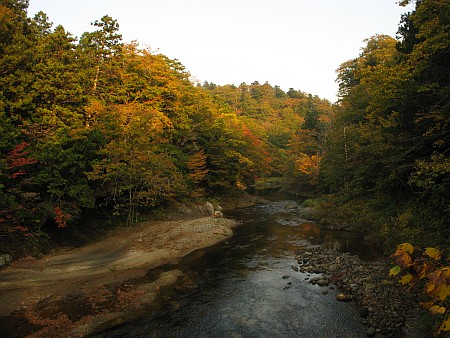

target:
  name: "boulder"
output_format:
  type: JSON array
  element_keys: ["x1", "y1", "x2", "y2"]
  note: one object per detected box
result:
[
  {"x1": 0, "y1": 254, "x2": 12, "y2": 268},
  {"x1": 213, "y1": 210, "x2": 223, "y2": 218},
  {"x1": 204, "y1": 202, "x2": 215, "y2": 215}
]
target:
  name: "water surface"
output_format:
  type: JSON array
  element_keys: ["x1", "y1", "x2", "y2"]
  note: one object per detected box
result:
[{"x1": 98, "y1": 197, "x2": 369, "y2": 337}]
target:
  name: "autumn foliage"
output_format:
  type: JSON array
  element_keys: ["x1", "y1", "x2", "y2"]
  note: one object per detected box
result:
[
  {"x1": 390, "y1": 243, "x2": 450, "y2": 335},
  {"x1": 0, "y1": 1, "x2": 334, "y2": 255},
  {"x1": 7, "y1": 142, "x2": 37, "y2": 178},
  {"x1": 319, "y1": 0, "x2": 449, "y2": 249}
]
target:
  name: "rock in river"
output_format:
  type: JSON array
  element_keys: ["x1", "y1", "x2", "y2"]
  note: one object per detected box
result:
[{"x1": 336, "y1": 293, "x2": 352, "y2": 302}]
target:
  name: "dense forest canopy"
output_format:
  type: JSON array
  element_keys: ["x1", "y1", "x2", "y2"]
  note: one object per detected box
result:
[
  {"x1": 320, "y1": 0, "x2": 450, "y2": 248},
  {"x1": 0, "y1": 0, "x2": 448, "y2": 255},
  {"x1": 0, "y1": 0, "x2": 333, "y2": 254}
]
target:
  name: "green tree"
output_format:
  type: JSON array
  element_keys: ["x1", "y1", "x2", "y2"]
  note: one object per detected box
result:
[
  {"x1": 78, "y1": 15, "x2": 123, "y2": 105},
  {"x1": 320, "y1": 0, "x2": 450, "y2": 247}
]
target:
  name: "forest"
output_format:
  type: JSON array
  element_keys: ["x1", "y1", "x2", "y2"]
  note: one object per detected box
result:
[{"x1": 0, "y1": 0, "x2": 448, "y2": 258}]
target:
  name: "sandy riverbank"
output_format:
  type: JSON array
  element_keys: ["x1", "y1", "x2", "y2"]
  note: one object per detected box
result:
[{"x1": 0, "y1": 216, "x2": 237, "y2": 337}]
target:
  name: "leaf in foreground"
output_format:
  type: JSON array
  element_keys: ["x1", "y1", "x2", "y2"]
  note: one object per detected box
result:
[{"x1": 389, "y1": 265, "x2": 401, "y2": 277}]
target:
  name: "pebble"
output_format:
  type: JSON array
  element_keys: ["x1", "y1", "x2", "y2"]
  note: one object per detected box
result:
[
  {"x1": 336, "y1": 293, "x2": 351, "y2": 302},
  {"x1": 316, "y1": 279, "x2": 329, "y2": 286},
  {"x1": 293, "y1": 243, "x2": 420, "y2": 336},
  {"x1": 360, "y1": 307, "x2": 369, "y2": 318},
  {"x1": 367, "y1": 327, "x2": 376, "y2": 336}
]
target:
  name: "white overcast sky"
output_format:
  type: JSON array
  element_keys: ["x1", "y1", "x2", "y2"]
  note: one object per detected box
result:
[{"x1": 28, "y1": 0, "x2": 412, "y2": 102}]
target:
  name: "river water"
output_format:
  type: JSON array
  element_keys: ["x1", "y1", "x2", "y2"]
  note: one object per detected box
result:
[{"x1": 97, "y1": 196, "x2": 374, "y2": 337}]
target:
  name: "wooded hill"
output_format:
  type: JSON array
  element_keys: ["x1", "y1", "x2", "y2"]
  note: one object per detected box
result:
[
  {"x1": 0, "y1": 0, "x2": 448, "y2": 255},
  {"x1": 0, "y1": 0, "x2": 332, "y2": 255}
]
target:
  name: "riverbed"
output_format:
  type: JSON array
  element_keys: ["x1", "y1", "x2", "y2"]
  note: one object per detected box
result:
[{"x1": 95, "y1": 196, "x2": 372, "y2": 337}]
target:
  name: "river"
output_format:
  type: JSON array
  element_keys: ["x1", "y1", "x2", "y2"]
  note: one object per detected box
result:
[{"x1": 95, "y1": 195, "x2": 374, "y2": 337}]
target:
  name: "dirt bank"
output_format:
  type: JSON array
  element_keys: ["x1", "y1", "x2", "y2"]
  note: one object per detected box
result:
[{"x1": 0, "y1": 216, "x2": 237, "y2": 337}]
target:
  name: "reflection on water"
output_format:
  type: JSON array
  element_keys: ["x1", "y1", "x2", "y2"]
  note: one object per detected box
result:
[{"x1": 97, "y1": 197, "x2": 372, "y2": 337}]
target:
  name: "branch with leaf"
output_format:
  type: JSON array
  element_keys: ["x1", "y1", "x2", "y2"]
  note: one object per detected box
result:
[{"x1": 389, "y1": 243, "x2": 450, "y2": 335}]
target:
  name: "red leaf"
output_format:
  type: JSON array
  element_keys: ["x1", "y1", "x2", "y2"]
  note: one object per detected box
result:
[{"x1": 391, "y1": 249, "x2": 413, "y2": 268}]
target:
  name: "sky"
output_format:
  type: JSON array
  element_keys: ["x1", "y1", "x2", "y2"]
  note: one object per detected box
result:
[{"x1": 27, "y1": 0, "x2": 412, "y2": 102}]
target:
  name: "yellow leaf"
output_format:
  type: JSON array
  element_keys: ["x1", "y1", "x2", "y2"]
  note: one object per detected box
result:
[
  {"x1": 438, "y1": 316, "x2": 450, "y2": 334},
  {"x1": 429, "y1": 305, "x2": 446, "y2": 315},
  {"x1": 433, "y1": 283, "x2": 450, "y2": 301},
  {"x1": 389, "y1": 265, "x2": 401, "y2": 277},
  {"x1": 424, "y1": 247, "x2": 441, "y2": 260},
  {"x1": 400, "y1": 274, "x2": 413, "y2": 285},
  {"x1": 397, "y1": 242, "x2": 414, "y2": 254}
]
